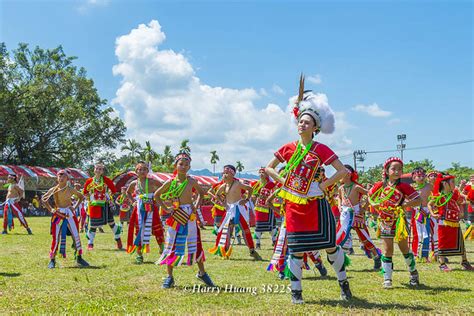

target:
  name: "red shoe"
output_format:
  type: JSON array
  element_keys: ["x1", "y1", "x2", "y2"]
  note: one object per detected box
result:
[
  {"x1": 116, "y1": 238, "x2": 123, "y2": 250},
  {"x1": 87, "y1": 244, "x2": 94, "y2": 250},
  {"x1": 461, "y1": 261, "x2": 474, "y2": 271}
]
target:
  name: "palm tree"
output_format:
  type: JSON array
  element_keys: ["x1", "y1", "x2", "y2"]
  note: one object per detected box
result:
[
  {"x1": 180, "y1": 139, "x2": 191, "y2": 154},
  {"x1": 236, "y1": 161, "x2": 244, "y2": 177},
  {"x1": 161, "y1": 145, "x2": 174, "y2": 168},
  {"x1": 121, "y1": 139, "x2": 142, "y2": 164},
  {"x1": 210, "y1": 150, "x2": 219, "y2": 175},
  {"x1": 141, "y1": 141, "x2": 159, "y2": 171}
]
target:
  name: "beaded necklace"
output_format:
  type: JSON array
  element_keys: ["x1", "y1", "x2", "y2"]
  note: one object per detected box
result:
[
  {"x1": 160, "y1": 176, "x2": 188, "y2": 200},
  {"x1": 368, "y1": 184, "x2": 396, "y2": 206},
  {"x1": 430, "y1": 192, "x2": 453, "y2": 208},
  {"x1": 281, "y1": 141, "x2": 313, "y2": 178}
]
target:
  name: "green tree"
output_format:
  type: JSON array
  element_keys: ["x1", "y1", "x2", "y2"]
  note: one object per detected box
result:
[
  {"x1": 236, "y1": 161, "x2": 244, "y2": 177},
  {"x1": 121, "y1": 139, "x2": 142, "y2": 164},
  {"x1": 210, "y1": 150, "x2": 219, "y2": 175},
  {"x1": 404, "y1": 159, "x2": 436, "y2": 173},
  {"x1": 0, "y1": 43, "x2": 126, "y2": 167},
  {"x1": 358, "y1": 164, "x2": 383, "y2": 185},
  {"x1": 445, "y1": 162, "x2": 474, "y2": 184},
  {"x1": 180, "y1": 139, "x2": 191, "y2": 154},
  {"x1": 140, "y1": 141, "x2": 160, "y2": 165},
  {"x1": 160, "y1": 145, "x2": 174, "y2": 172}
]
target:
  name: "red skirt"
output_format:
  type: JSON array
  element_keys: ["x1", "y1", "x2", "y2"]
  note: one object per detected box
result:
[
  {"x1": 285, "y1": 198, "x2": 320, "y2": 233},
  {"x1": 438, "y1": 223, "x2": 465, "y2": 256}
]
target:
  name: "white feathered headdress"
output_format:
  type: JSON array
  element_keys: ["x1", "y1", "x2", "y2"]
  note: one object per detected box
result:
[{"x1": 291, "y1": 74, "x2": 335, "y2": 134}]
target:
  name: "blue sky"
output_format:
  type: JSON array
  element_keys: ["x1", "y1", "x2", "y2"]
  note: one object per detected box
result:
[{"x1": 1, "y1": 0, "x2": 472, "y2": 173}]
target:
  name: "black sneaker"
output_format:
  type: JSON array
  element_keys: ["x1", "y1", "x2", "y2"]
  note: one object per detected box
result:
[
  {"x1": 249, "y1": 249, "x2": 262, "y2": 261},
  {"x1": 409, "y1": 270, "x2": 420, "y2": 286},
  {"x1": 278, "y1": 271, "x2": 286, "y2": 280},
  {"x1": 256, "y1": 243, "x2": 261, "y2": 250},
  {"x1": 196, "y1": 272, "x2": 216, "y2": 287},
  {"x1": 162, "y1": 276, "x2": 175, "y2": 289},
  {"x1": 76, "y1": 256, "x2": 90, "y2": 268},
  {"x1": 26, "y1": 228, "x2": 33, "y2": 235},
  {"x1": 48, "y1": 259, "x2": 56, "y2": 269},
  {"x1": 339, "y1": 279, "x2": 352, "y2": 301},
  {"x1": 135, "y1": 255, "x2": 144, "y2": 264},
  {"x1": 315, "y1": 262, "x2": 328, "y2": 277},
  {"x1": 291, "y1": 290, "x2": 304, "y2": 304},
  {"x1": 373, "y1": 256, "x2": 382, "y2": 271},
  {"x1": 236, "y1": 236, "x2": 242, "y2": 245},
  {"x1": 1, "y1": 230, "x2": 7, "y2": 235}
]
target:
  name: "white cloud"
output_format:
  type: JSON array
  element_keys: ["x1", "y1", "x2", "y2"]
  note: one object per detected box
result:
[
  {"x1": 112, "y1": 20, "x2": 353, "y2": 172},
  {"x1": 307, "y1": 74, "x2": 322, "y2": 85},
  {"x1": 272, "y1": 84, "x2": 285, "y2": 95},
  {"x1": 352, "y1": 103, "x2": 392, "y2": 118},
  {"x1": 259, "y1": 88, "x2": 269, "y2": 97}
]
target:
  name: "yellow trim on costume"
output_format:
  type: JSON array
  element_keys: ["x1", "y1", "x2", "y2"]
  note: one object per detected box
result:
[
  {"x1": 277, "y1": 189, "x2": 324, "y2": 205},
  {"x1": 213, "y1": 204, "x2": 225, "y2": 210},
  {"x1": 394, "y1": 207, "x2": 408, "y2": 242},
  {"x1": 278, "y1": 190, "x2": 308, "y2": 205},
  {"x1": 255, "y1": 206, "x2": 270, "y2": 213},
  {"x1": 441, "y1": 220, "x2": 460, "y2": 228}
]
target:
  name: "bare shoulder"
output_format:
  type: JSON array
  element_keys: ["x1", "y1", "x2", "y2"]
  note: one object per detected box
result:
[
  {"x1": 187, "y1": 176, "x2": 197, "y2": 184},
  {"x1": 150, "y1": 178, "x2": 163, "y2": 189},
  {"x1": 355, "y1": 184, "x2": 367, "y2": 194}
]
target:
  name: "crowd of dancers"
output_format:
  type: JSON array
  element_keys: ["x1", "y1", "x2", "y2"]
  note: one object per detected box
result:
[{"x1": 2, "y1": 76, "x2": 473, "y2": 305}]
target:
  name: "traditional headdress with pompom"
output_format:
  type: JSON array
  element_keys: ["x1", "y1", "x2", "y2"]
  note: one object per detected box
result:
[{"x1": 291, "y1": 74, "x2": 336, "y2": 135}]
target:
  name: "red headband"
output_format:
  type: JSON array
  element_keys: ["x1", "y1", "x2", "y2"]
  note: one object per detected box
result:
[
  {"x1": 175, "y1": 153, "x2": 191, "y2": 164},
  {"x1": 427, "y1": 171, "x2": 438, "y2": 178},
  {"x1": 383, "y1": 157, "x2": 403, "y2": 179},
  {"x1": 224, "y1": 167, "x2": 236, "y2": 176},
  {"x1": 411, "y1": 170, "x2": 426, "y2": 179}
]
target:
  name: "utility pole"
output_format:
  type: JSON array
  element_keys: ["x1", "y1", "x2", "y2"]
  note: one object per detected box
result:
[
  {"x1": 353, "y1": 150, "x2": 366, "y2": 172},
  {"x1": 397, "y1": 134, "x2": 407, "y2": 161}
]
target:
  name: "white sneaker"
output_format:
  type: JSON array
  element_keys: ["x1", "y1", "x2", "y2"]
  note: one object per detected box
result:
[{"x1": 383, "y1": 279, "x2": 392, "y2": 289}]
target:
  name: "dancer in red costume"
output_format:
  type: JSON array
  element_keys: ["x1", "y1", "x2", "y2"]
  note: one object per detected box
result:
[
  {"x1": 83, "y1": 163, "x2": 122, "y2": 250},
  {"x1": 428, "y1": 173, "x2": 473, "y2": 271},
  {"x1": 368, "y1": 157, "x2": 421, "y2": 289},
  {"x1": 251, "y1": 167, "x2": 278, "y2": 249},
  {"x1": 266, "y1": 75, "x2": 352, "y2": 304},
  {"x1": 460, "y1": 175, "x2": 474, "y2": 240}
]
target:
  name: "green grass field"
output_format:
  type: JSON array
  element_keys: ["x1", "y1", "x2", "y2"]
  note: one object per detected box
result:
[{"x1": 0, "y1": 217, "x2": 473, "y2": 314}]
